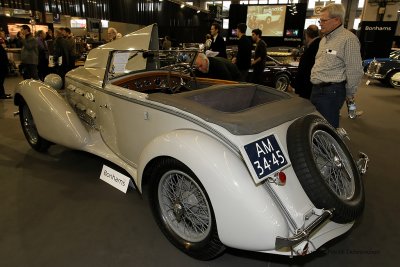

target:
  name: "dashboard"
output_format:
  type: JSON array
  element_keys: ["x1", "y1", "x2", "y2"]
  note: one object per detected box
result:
[{"x1": 112, "y1": 71, "x2": 190, "y2": 93}]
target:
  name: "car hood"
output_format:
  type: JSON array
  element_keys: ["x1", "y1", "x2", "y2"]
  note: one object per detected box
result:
[{"x1": 84, "y1": 24, "x2": 159, "y2": 70}]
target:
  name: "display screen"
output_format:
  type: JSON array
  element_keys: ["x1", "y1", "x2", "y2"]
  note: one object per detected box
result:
[
  {"x1": 231, "y1": 29, "x2": 238, "y2": 37},
  {"x1": 70, "y1": 19, "x2": 87, "y2": 29},
  {"x1": 223, "y1": 19, "x2": 229, "y2": 30},
  {"x1": 246, "y1": 5, "x2": 287, "y2": 37},
  {"x1": 285, "y1": 29, "x2": 299, "y2": 37},
  {"x1": 101, "y1": 20, "x2": 109, "y2": 28}
]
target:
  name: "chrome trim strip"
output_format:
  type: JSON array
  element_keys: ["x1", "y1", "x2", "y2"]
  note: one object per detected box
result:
[
  {"x1": 263, "y1": 182, "x2": 298, "y2": 231},
  {"x1": 275, "y1": 209, "x2": 334, "y2": 250}
]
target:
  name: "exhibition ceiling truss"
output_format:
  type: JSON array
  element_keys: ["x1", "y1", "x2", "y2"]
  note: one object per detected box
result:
[{"x1": 0, "y1": 0, "x2": 111, "y2": 20}]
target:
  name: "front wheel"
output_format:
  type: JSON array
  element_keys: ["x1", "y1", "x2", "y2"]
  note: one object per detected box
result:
[
  {"x1": 149, "y1": 158, "x2": 225, "y2": 260},
  {"x1": 19, "y1": 101, "x2": 51, "y2": 152}
]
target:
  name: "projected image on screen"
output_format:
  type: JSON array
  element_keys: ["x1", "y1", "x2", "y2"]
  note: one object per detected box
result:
[{"x1": 246, "y1": 5, "x2": 287, "y2": 37}]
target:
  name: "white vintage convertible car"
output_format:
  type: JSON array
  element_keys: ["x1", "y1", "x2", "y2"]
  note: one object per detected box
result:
[{"x1": 14, "y1": 24, "x2": 368, "y2": 260}]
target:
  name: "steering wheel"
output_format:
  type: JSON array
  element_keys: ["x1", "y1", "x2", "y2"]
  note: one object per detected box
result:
[{"x1": 161, "y1": 63, "x2": 198, "y2": 93}]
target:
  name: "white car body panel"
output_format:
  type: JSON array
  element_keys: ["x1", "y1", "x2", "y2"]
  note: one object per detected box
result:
[{"x1": 15, "y1": 80, "x2": 90, "y2": 149}]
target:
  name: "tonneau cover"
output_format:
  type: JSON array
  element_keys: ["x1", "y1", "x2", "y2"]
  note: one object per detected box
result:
[{"x1": 148, "y1": 84, "x2": 316, "y2": 135}]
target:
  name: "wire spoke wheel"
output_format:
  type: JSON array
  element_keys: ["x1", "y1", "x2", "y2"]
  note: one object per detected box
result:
[
  {"x1": 312, "y1": 130, "x2": 355, "y2": 200},
  {"x1": 19, "y1": 102, "x2": 51, "y2": 152},
  {"x1": 274, "y1": 74, "x2": 289, "y2": 91},
  {"x1": 149, "y1": 158, "x2": 224, "y2": 260},
  {"x1": 21, "y1": 104, "x2": 39, "y2": 145},
  {"x1": 158, "y1": 170, "x2": 212, "y2": 242}
]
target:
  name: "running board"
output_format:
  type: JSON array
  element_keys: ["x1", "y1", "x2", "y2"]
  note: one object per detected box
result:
[{"x1": 275, "y1": 209, "x2": 334, "y2": 250}]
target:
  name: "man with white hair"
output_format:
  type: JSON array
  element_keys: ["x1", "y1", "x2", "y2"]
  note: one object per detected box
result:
[
  {"x1": 195, "y1": 53, "x2": 240, "y2": 81},
  {"x1": 310, "y1": 3, "x2": 363, "y2": 128},
  {"x1": 107, "y1": 27, "x2": 118, "y2": 42}
]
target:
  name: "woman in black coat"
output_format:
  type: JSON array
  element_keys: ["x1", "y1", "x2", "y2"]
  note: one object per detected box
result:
[
  {"x1": 0, "y1": 44, "x2": 12, "y2": 99},
  {"x1": 293, "y1": 25, "x2": 321, "y2": 99}
]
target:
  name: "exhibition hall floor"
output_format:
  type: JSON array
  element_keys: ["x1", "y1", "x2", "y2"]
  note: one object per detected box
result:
[{"x1": 0, "y1": 76, "x2": 398, "y2": 267}]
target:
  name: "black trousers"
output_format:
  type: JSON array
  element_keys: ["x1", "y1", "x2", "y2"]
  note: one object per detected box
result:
[
  {"x1": 251, "y1": 66, "x2": 264, "y2": 85},
  {"x1": 0, "y1": 69, "x2": 6, "y2": 96},
  {"x1": 22, "y1": 64, "x2": 39, "y2": 80}
]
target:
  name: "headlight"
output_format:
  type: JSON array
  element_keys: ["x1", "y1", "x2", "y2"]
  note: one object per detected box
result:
[{"x1": 376, "y1": 62, "x2": 381, "y2": 72}]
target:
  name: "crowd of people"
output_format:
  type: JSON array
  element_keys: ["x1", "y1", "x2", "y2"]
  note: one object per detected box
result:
[
  {"x1": 197, "y1": 21, "x2": 266, "y2": 85},
  {"x1": 197, "y1": 3, "x2": 363, "y2": 128},
  {"x1": 0, "y1": 25, "x2": 80, "y2": 93},
  {"x1": 0, "y1": 25, "x2": 123, "y2": 98}
]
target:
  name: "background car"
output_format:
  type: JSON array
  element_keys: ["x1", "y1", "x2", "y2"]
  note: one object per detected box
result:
[
  {"x1": 227, "y1": 47, "x2": 298, "y2": 92},
  {"x1": 365, "y1": 50, "x2": 400, "y2": 87},
  {"x1": 363, "y1": 50, "x2": 400, "y2": 72},
  {"x1": 254, "y1": 9, "x2": 281, "y2": 26},
  {"x1": 13, "y1": 24, "x2": 367, "y2": 260},
  {"x1": 257, "y1": 54, "x2": 298, "y2": 92}
]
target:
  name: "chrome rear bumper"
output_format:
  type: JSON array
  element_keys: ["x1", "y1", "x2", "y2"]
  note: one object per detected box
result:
[
  {"x1": 275, "y1": 209, "x2": 334, "y2": 250},
  {"x1": 357, "y1": 152, "x2": 369, "y2": 175}
]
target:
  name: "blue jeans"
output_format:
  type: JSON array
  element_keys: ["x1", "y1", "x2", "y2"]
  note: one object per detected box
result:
[{"x1": 310, "y1": 82, "x2": 346, "y2": 128}]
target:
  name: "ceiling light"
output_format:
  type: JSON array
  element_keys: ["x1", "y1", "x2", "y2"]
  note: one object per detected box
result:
[{"x1": 180, "y1": 4, "x2": 185, "y2": 8}]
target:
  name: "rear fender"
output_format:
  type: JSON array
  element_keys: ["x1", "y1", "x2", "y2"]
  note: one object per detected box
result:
[
  {"x1": 14, "y1": 80, "x2": 90, "y2": 150},
  {"x1": 138, "y1": 129, "x2": 289, "y2": 251}
]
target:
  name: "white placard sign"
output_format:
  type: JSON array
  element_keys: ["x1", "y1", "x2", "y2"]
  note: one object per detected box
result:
[
  {"x1": 100, "y1": 165, "x2": 135, "y2": 193},
  {"x1": 112, "y1": 52, "x2": 130, "y2": 73}
]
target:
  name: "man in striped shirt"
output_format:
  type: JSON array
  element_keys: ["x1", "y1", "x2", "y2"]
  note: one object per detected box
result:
[{"x1": 310, "y1": 3, "x2": 363, "y2": 128}]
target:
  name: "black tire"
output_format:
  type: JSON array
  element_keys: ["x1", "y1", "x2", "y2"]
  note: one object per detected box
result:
[
  {"x1": 149, "y1": 158, "x2": 225, "y2": 260},
  {"x1": 19, "y1": 101, "x2": 51, "y2": 152},
  {"x1": 274, "y1": 73, "x2": 290, "y2": 91},
  {"x1": 383, "y1": 72, "x2": 394, "y2": 86},
  {"x1": 287, "y1": 115, "x2": 365, "y2": 223}
]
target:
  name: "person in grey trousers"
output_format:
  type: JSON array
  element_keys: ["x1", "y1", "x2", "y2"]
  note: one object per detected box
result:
[{"x1": 20, "y1": 24, "x2": 39, "y2": 80}]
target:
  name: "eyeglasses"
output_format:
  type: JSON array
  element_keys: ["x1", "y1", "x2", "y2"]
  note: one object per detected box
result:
[{"x1": 318, "y1": 18, "x2": 335, "y2": 24}]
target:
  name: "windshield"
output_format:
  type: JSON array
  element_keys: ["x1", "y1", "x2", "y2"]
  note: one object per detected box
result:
[{"x1": 105, "y1": 49, "x2": 199, "y2": 83}]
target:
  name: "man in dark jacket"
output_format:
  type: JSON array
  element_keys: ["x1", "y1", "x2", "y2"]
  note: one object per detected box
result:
[
  {"x1": 64, "y1": 27, "x2": 77, "y2": 72},
  {"x1": 195, "y1": 53, "x2": 240, "y2": 81},
  {"x1": 292, "y1": 25, "x2": 321, "y2": 99},
  {"x1": 209, "y1": 23, "x2": 227, "y2": 58},
  {"x1": 37, "y1": 30, "x2": 49, "y2": 81},
  {"x1": 251, "y1": 29, "x2": 267, "y2": 84},
  {"x1": 232, "y1": 23, "x2": 252, "y2": 82},
  {"x1": 20, "y1": 24, "x2": 39, "y2": 80},
  {"x1": 0, "y1": 44, "x2": 12, "y2": 99}
]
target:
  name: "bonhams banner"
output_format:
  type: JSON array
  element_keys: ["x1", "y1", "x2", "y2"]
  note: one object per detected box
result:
[{"x1": 359, "y1": 21, "x2": 397, "y2": 59}]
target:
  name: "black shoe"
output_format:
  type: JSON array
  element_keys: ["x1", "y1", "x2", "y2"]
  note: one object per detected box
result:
[{"x1": 0, "y1": 94, "x2": 13, "y2": 99}]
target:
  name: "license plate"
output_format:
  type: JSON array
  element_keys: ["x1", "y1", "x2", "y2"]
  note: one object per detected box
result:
[{"x1": 244, "y1": 134, "x2": 289, "y2": 182}]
